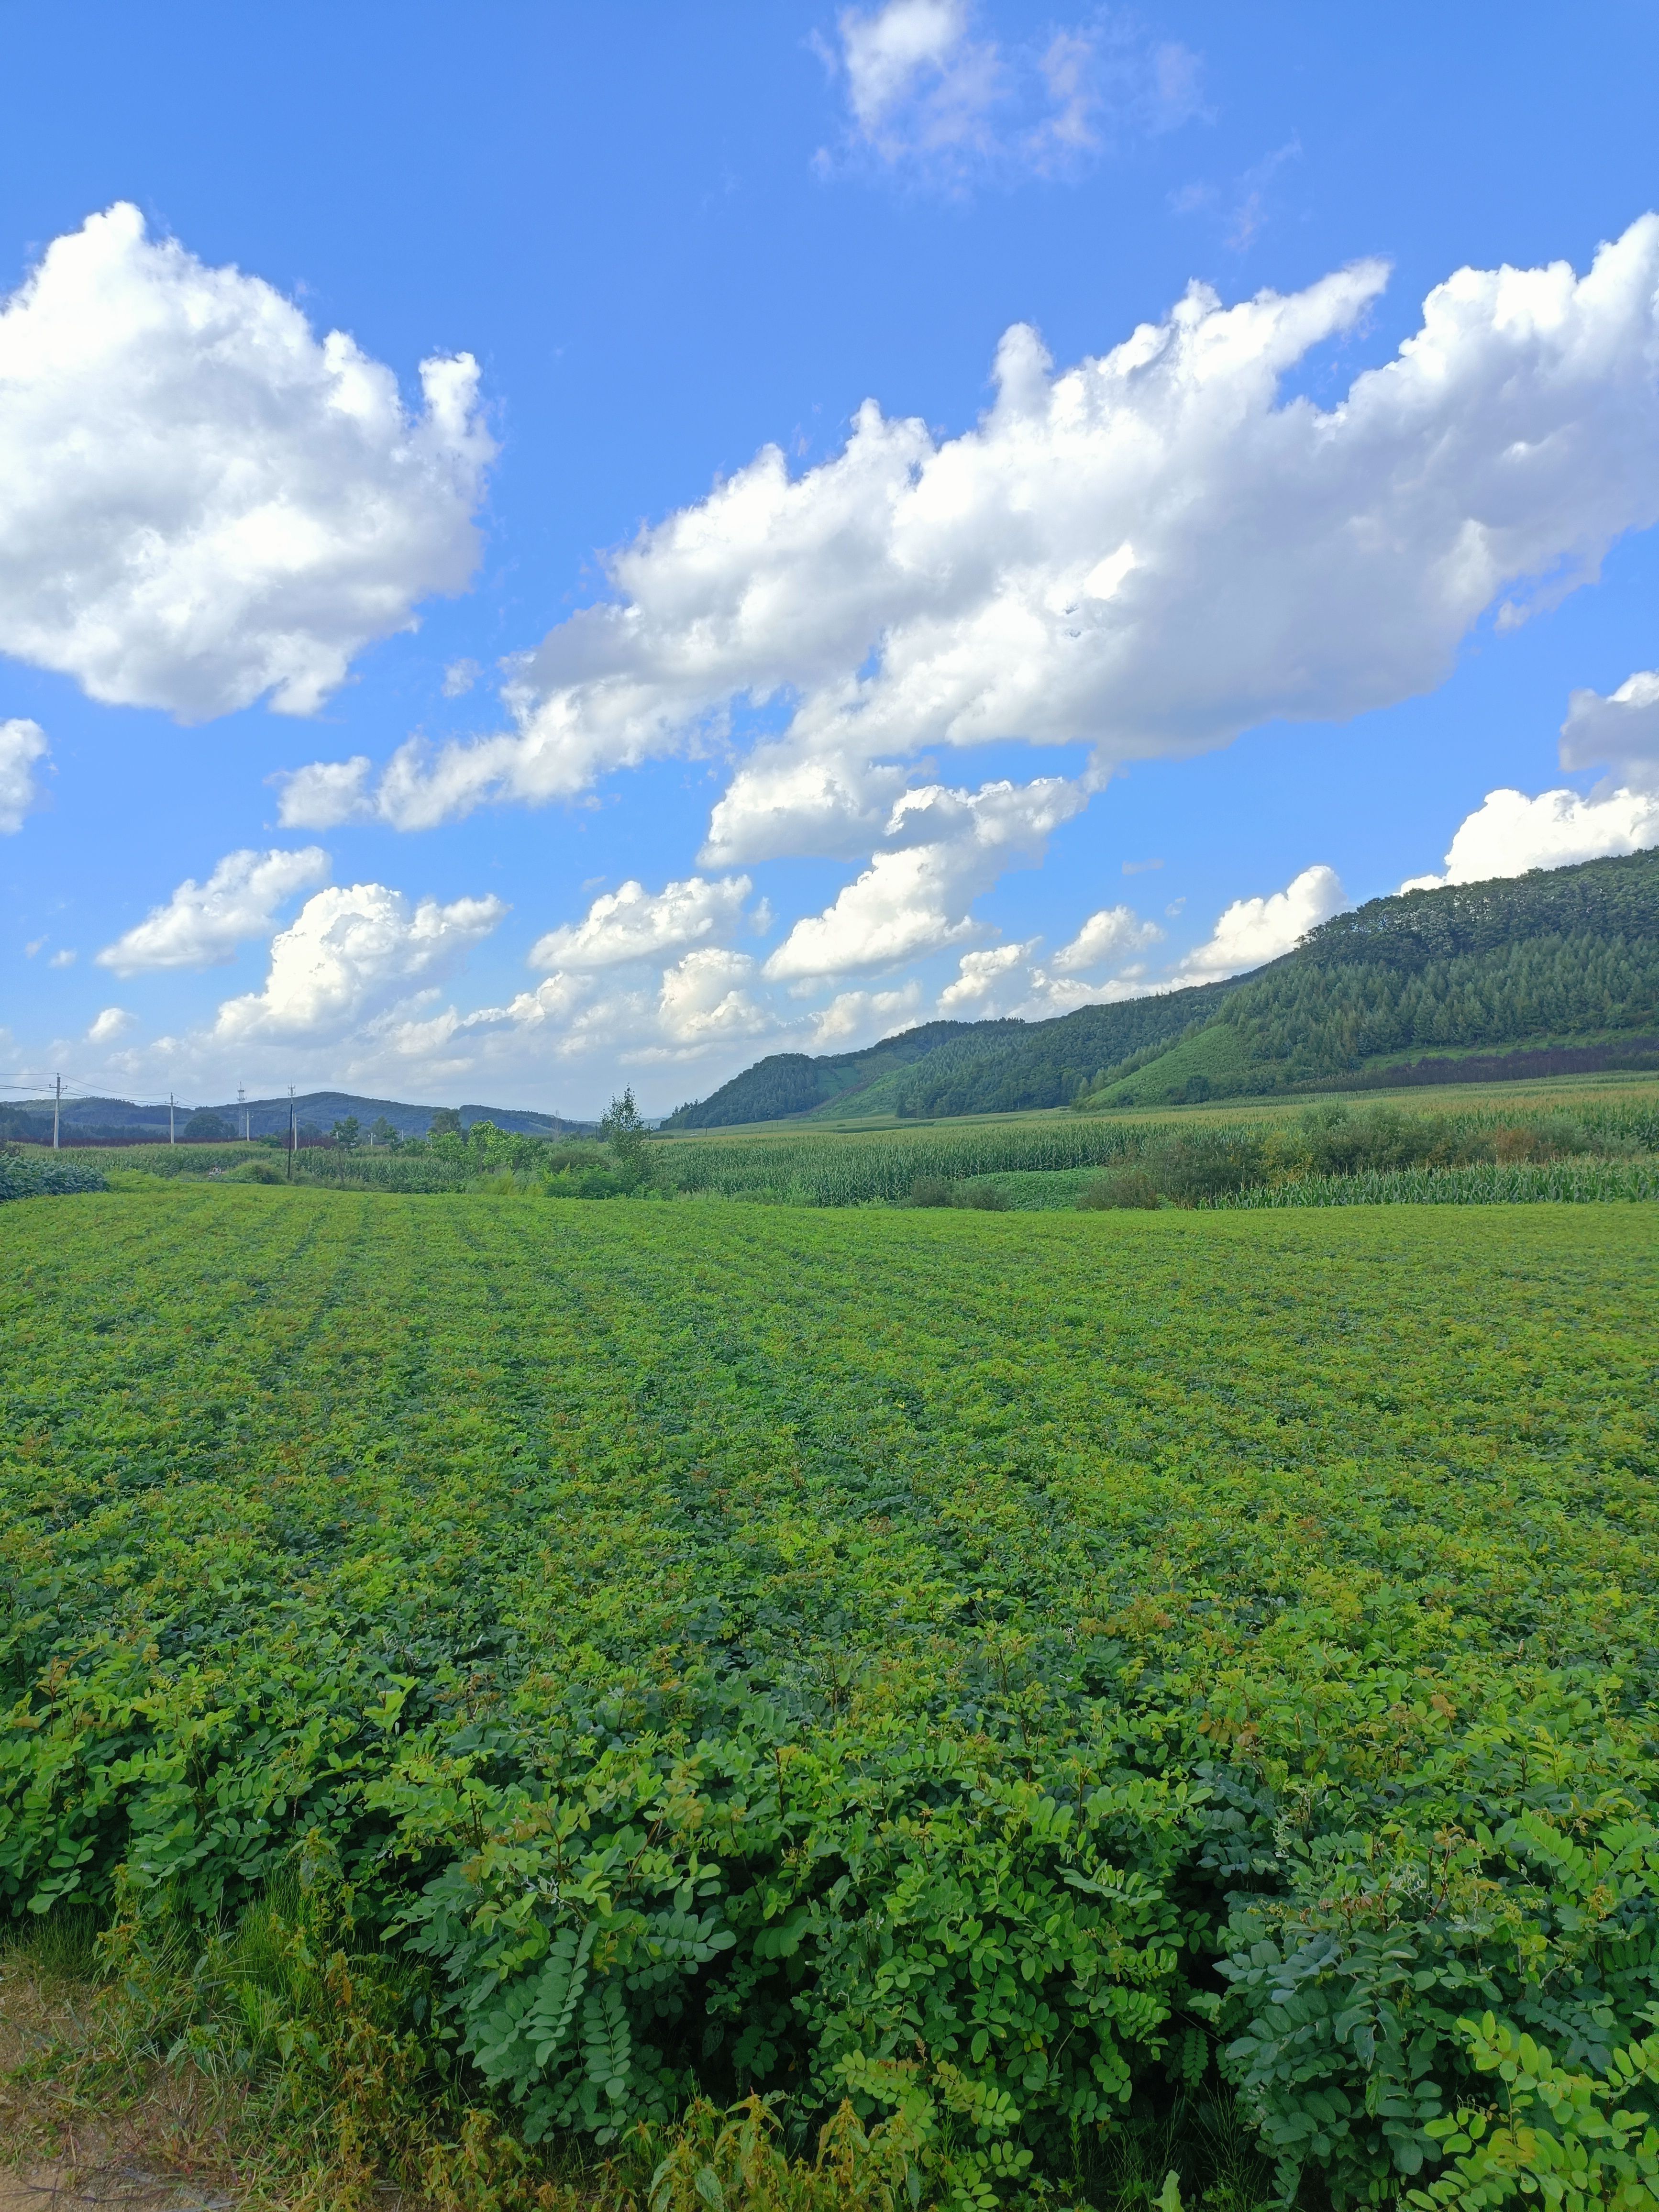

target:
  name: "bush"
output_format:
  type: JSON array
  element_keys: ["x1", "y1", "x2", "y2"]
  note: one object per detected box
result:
[
  {"x1": 1149, "y1": 1131, "x2": 1267, "y2": 1202},
  {"x1": 907, "y1": 1175, "x2": 955, "y2": 1207},
  {"x1": 1077, "y1": 1168, "x2": 1161, "y2": 1210},
  {"x1": 0, "y1": 1151, "x2": 109, "y2": 1201},
  {"x1": 954, "y1": 1181, "x2": 1010, "y2": 1209}
]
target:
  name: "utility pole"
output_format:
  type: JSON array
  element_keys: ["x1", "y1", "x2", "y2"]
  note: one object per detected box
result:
[
  {"x1": 238, "y1": 1084, "x2": 248, "y2": 1141},
  {"x1": 287, "y1": 1086, "x2": 296, "y2": 1181},
  {"x1": 169, "y1": 1093, "x2": 176, "y2": 1146},
  {"x1": 52, "y1": 1074, "x2": 61, "y2": 1150}
]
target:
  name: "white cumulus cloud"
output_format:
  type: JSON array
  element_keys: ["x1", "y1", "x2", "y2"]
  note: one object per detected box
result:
[
  {"x1": 1171, "y1": 864, "x2": 1346, "y2": 981},
  {"x1": 0, "y1": 203, "x2": 492, "y2": 720},
  {"x1": 299, "y1": 217, "x2": 1659, "y2": 890},
  {"x1": 214, "y1": 883, "x2": 505, "y2": 1043},
  {"x1": 937, "y1": 940, "x2": 1036, "y2": 1014},
  {"x1": 0, "y1": 718, "x2": 48, "y2": 832},
  {"x1": 655, "y1": 948, "x2": 773, "y2": 1049},
  {"x1": 1561, "y1": 669, "x2": 1659, "y2": 791},
  {"x1": 86, "y1": 1006, "x2": 135, "y2": 1045},
  {"x1": 934, "y1": 905, "x2": 1164, "y2": 1020},
  {"x1": 807, "y1": 981, "x2": 924, "y2": 1046},
  {"x1": 528, "y1": 874, "x2": 752, "y2": 973},
  {"x1": 461, "y1": 945, "x2": 777, "y2": 1072},
  {"x1": 1050, "y1": 902, "x2": 1164, "y2": 973},
  {"x1": 97, "y1": 846, "x2": 331, "y2": 974},
  {"x1": 763, "y1": 774, "x2": 1084, "y2": 983},
  {"x1": 1404, "y1": 786, "x2": 1659, "y2": 890}
]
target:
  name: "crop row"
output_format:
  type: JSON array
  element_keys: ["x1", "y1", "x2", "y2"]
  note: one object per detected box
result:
[
  {"x1": 1216, "y1": 1156, "x2": 1659, "y2": 1206},
  {"x1": 3, "y1": 1191, "x2": 1659, "y2": 2204}
]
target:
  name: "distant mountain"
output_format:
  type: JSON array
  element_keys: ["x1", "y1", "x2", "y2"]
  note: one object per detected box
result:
[
  {"x1": 0, "y1": 1089, "x2": 593, "y2": 1147},
  {"x1": 662, "y1": 847, "x2": 1659, "y2": 1129}
]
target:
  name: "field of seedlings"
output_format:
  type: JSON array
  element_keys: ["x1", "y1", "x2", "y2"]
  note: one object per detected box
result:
[{"x1": 4, "y1": 1183, "x2": 1659, "y2": 2206}]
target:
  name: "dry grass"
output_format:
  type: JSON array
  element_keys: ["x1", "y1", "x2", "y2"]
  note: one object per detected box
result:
[{"x1": 0, "y1": 1929, "x2": 258, "y2": 2210}]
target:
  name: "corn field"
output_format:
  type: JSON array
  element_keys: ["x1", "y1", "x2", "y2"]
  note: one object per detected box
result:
[{"x1": 1218, "y1": 1157, "x2": 1659, "y2": 1206}]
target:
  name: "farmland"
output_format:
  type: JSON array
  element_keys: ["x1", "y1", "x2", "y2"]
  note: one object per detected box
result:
[{"x1": 4, "y1": 1184, "x2": 1659, "y2": 2204}]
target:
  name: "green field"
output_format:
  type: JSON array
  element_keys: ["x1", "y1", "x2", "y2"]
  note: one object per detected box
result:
[
  {"x1": 25, "y1": 1070, "x2": 1659, "y2": 1214},
  {"x1": 4, "y1": 1185, "x2": 1659, "y2": 2204}
]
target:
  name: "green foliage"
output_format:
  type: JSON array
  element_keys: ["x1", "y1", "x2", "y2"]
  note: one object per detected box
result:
[
  {"x1": 1100, "y1": 849, "x2": 1659, "y2": 1108},
  {"x1": 1403, "y1": 2010, "x2": 1659, "y2": 2210},
  {"x1": 603, "y1": 1089, "x2": 656, "y2": 1189},
  {"x1": 641, "y1": 2093, "x2": 926, "y2": 2212},
  {"x1": 183, "y1": 1108, "x2": 234, "y2": 1141},
  {"x1": 230, "y1": 1155, "x2": 288, "y2": 1184},
  {"x1": 651, "y1": 1096, "x2": 1659, "y2": 1210},
  {"x1": 333, "y1": 1115, "x2": 364, "y2": 1150},
  {"x1": 18, "y1": 1089, "x2": 1659, "y2": 1216},
  {"x1": 1076, "y1": 1169, "x2": 1161, "y2": 1210},
  {"x1": 907, "y1": 1176, "x2": 1009, "y2": 1209},
  {"x1": 0, "y1": 1149, "x2": 108, "y2": 1200},
  {"x1": 3, "y1": 1192, "x2": 1658, "y2": 2203},
  {"x1": 662, "y1": 995, "x2": 1229, "y2": 1131}
]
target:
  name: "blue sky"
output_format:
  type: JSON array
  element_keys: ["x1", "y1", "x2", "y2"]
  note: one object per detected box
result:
[{"x1": 3, "y1": 0, "x2": 1659, "y2": 1117}]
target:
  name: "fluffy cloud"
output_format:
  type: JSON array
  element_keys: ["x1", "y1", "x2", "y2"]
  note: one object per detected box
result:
[
  {"x1": 528, "y1": 874, "x2": 751, "y2": 972},
  {"x1": 295, "y1": 218, "x2": 1659, "y2": 878},
  {"x1": 0, "y1": 718, "x2": 48, "y2": 833},
  {"x1": 86, "y1": 1006, "x2": 135, "y2": 1045},
  {"x1": 97, "y1": 846, "x2": 330, "y2": 974},
  {"x1": 1404, "y1": 786, "x2": 1659, "y2": 890},
  {"x1": 807, "y1": 981, "x2": 924, "y2": 1046},
  {"x1": 1170, "y1": 864, "x2": 1346, "y2": 981},
  {"x1": 763, "y1": 775, "x2": 1084, "y2": 982},
  {"x1": 274, "y1": 756, "x2": 375, "y2": 829},
  {"x1": 937, "y1": 941, "x2": 1036, "y2": 1014},
  {"x1": 0, "y1": 203, "x2": 492, "y2": 720},
  {"x1": 655, "y1": 949, "x2": 773, "y2": 1050},
  {"x1": 1050, "y1": 902, "x2": 1164, "y2": 972},
  {"x1": 934, "y1": 902, "x2": 1165, "y2": 1021},
  {"x1": 1561, "y1": 670, "x2": 1659, "y2": 790},
  {"x1": 458, "y1": 946, "x2": 776, "y2": 1073},
  {"x1": 824, "y1": 1, "x2": 1203, "y2": 185},
  {"x1": 215, "y1": 883, "x2": 505, "y2": 1043}
]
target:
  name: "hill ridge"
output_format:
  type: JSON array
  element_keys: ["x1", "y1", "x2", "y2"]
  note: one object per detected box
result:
[
  {"x1": 0, "y1": 1088, "x2": 594, "y2": 1146},
  {"x1": 664, "y1": 846, "x2": 1659, "y2": 1128}
]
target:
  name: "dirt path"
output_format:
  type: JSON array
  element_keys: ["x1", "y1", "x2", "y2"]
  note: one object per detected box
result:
[{"x1": 0, "y1": 2162, "x2": 234, "y2": 2212}]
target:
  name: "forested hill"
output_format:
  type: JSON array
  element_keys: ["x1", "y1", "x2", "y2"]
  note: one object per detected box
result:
[
  {"x1": 661, "y1": 982, "x2": 1235, "y2": 1128},
  {"x1": 1100, "y1": 843, "x2": 1659, "y2": 1106},
  {"x1": 664, "y1": 845, "x2": 1659, "y2": 1128}
]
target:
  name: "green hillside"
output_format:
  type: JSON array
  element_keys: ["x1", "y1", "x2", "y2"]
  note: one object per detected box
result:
[
  {"x1": 1097, "y1": 843, "x2": 1659, "y2": 1106},
  {"x1": 666, "y1": 847, "x2": 1659, "y2": 1128},
  {"x1": 661, "y1": 983, "x2": 1231, "y2": 1128}
]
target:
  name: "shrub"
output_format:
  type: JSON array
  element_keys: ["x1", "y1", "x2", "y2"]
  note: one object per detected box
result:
[
  {"x1": 0, "y1": 1150, "x2": 109, "y2": 1201},
  {"x1": 907, "y1": 1175, "x2": 955, "y2": 1207},
  {"x1": 229, "y1": 1157, "x2": 287, "y2": 1184},
  {"x1": 954, "y1": 1181, "x2": 1010, "y2": 1210},
  {"x1": 1077, "y1": 1168, "x2": 1161, "y2": 1209}
]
